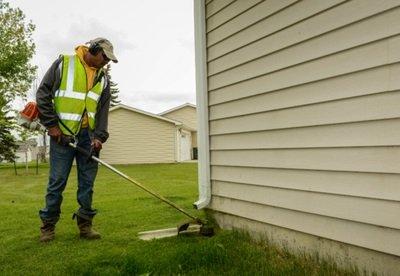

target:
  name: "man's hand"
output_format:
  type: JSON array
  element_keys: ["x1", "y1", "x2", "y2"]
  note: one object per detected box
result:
[
  {"x1": 48, "y1": 125, "x2": 62, "y2": 143},
  {"x1": 92, "y1": 139, "x2": 102, "y2": 152}
]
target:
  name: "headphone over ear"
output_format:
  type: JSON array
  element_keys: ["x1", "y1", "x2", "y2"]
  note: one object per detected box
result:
[{"x1": 88, "y1": 39, "x2": 105, "y2": 55}]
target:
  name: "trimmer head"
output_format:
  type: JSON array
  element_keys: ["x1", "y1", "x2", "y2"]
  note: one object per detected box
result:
[
  {"x1": 138, "y1": 219, "x2": 214, "y2": 240},
  {"x1": 177, "y1": 219, "x2": 214, "y2": 237}
]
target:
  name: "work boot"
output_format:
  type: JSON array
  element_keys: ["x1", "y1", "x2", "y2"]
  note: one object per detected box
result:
[
  {"x1": 73, "y1": 213, "x2": 101, "y2": 239},
  {"x1": 39, "y1": 220, "x2": 56, "y2": 242}
]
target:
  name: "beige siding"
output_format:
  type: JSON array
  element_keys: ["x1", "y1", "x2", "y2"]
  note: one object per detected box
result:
[
  {"x1": 206, "y1": 0, "x2": 235, "y2": 18},
  {"x1": 162, "y1": 106, "x2": 197, "y2": 130},
  {"x1": 210, "y1": 196, "x2": 400, "y2": 256},
  {"x1": 206, "y1": 0, "x2": 263, "y2": 33},
  {"x1": 207, "y1": 0, "x2": 399, "y2": 62},
  {"x1": 209, "y1": 63, "x2": 400, "y2": 119},
  {"x1": 209, "y1": 36, "x2": 400, "y2": 104},
  {"x1": 211, "y1": 166, "x2": 400, "y2": 201},
  {"x1": 207, "y1": 0, "x2": 298, "y2": 47},
  {"x1": 192, "y1": 131, "x2": 197, "y2": 148},
  {"x1": 212, "y1": 213, "x2": 400, "y2": 275},
  {"x1": 205, "y1": 0, "x2": 400, "y2": 262},
  {"x1": 101, "y1": 108, "x2": 176, "y2": 164}
]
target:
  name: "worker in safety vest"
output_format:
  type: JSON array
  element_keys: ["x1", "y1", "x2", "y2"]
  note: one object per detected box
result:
[{"x1": 36, "y1": 38, "x2": 118, "y2": 242}]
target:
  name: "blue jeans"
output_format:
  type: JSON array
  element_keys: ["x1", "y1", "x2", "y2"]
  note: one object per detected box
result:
[{"x1": 39, "y1": 128, "x2": 98, "y2": 222}]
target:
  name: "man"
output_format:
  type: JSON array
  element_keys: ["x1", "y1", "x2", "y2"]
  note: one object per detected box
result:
[{"x1": 36, "y1": 38, "x2": 118, "y2": 242}]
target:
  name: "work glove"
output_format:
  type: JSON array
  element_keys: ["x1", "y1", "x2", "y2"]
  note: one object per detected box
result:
[
  {"x1": 59, "y1": 135, "x2": 75, "y2": 146},
  {"x1": 91, "y1": 139, "x2": 102, "y2": 152},
  {"x1": 48, "y1": 126, "x2": 74, "y2": 146},
  {"x1": 85, "y1": 138, "x2": 102, "y2": 160},
  {"x1": 48, "y1": 125, "x2": 62, "y2": 142}
]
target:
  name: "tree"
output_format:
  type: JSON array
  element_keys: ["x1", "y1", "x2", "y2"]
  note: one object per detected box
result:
[
  {"x1": 0, "y1": 1, "x2": 36, "y2": 162},
  {"x1": 104, "y1": 64, "x2": 120, "y2": 107},
  {"x1": 0, "y1": 96, "x2": 17, "y2": 162}
]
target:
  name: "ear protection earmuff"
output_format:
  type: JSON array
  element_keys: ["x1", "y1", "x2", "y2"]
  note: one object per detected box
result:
[{"x1": 88, "y1": 39, "x2": 106, "y2": 55}]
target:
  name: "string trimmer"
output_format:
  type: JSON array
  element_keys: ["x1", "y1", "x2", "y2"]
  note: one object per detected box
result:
[{"x1": 17, "y1": 102, "x2": 214, "y2": 238}]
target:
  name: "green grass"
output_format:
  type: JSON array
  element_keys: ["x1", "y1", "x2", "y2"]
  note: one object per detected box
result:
[{"x1": 0, "y1": 163, "x2": 359, "y2": 275}]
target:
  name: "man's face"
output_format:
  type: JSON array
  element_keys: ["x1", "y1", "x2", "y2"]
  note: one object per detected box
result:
[{"x1": 92, "y1": 50, "x2": 110, "y2": 69}]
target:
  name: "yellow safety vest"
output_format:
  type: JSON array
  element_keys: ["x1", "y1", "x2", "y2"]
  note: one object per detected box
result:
[{"x1": 54, "y1": 55, "x2": 106, "y2": 135}]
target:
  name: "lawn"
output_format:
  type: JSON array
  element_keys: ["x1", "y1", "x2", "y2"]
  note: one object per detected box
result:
[{"x1": 0, "y1": 162, "x2": 359, "y2": 275}]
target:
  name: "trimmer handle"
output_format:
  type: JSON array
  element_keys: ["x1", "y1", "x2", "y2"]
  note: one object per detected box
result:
[
  {"x1": 68, "y1": 143, "x2": 99, "y2": 159},
  {"x1": 56, "y1": 135, "x2": 75, "y2": 146}
]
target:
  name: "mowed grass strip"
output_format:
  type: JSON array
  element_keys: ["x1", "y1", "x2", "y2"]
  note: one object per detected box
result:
[{"x1": 0, "y1": 163, "x2": 359, "y2": 275}]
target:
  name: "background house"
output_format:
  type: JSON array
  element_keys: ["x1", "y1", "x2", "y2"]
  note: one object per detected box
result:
[
  {"x1": 194, "y1": 0, "x2": 400, "y2": 274},
  {"x1": 159, "y1": 103, "x2": 197, "y2": 160},
  {"x1": 101, "y1": 104, "x2": 197, "y2": 164},
  {"x1": 15, "y1": 138, "x2": 38, "y2": 163}
]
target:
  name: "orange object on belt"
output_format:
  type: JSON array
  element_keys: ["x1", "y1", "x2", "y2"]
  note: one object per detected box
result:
[{"x1": 20, "y1": 101, "x2": 39, "y2": 121}]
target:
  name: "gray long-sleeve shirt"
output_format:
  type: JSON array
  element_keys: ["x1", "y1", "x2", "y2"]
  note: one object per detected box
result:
[{"x1": 36, "y1": 56, "x2": 111, "y2": 143}]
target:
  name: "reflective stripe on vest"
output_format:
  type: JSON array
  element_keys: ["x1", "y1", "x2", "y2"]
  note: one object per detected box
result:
[
  {"x1": 58, "y1": 113, "x2": 82, "y2": 121},
  {"x1": 87, "y1": 112, "x2": 96, "y2": 119},
  {"x1": 86, "y1": 77, "x2": 104, "y2": 130},
  {"x1": 54, "y1": 55, "x2": 105, "y2": 135},
  {"x1": 87, "y1": 91, "x2": 100, "y2": 101}
]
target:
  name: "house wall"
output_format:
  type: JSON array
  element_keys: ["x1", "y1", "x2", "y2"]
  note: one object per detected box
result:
[
  {"x1": 162, "y1": 106, "x2": 197, "y2": 130},
  {"x1": 192, "y1": 131, "x2": 197, "y2": 148},
  {"x1": 203, "y1": 0, "x2": 400, "y2": 273},
  {"x1": 162, "y1": 106, "x2": 198, "y2": 151},
  {"x1": 101, "y1": 108, "x2": 176, "y2": 164}
]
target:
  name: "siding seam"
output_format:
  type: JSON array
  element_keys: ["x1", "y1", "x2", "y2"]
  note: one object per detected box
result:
[
  {"x1": 209, "y1": 118, "x2": 400, "y2": 136},
  {"x1": 212, "y1": 195, "x2": 400, "y2": 231},
  {"x1": 211, "y1": 179, "x2": 400, "y2": 203},
  {"x1": 211, "y1": 146, "x2": 400, "y2": 151},
  {"x1": 208, "y1": 164, "x2": 400, "y2": 175},
  {"x1": 208, "y1": 61, "x2": 400, "y2": 107},
  {"x1": 208, "y1": 33, "x2": 400, "y2": 92},
  {"x1": 209, "y1": 117, "x2": 400, "y2": 136},
  {"x1": 208, "y1": 5, "x2": 400, "y2": 75},
  {"x1": 206, "y1": 0, "x2": 264, "y2": 33},
  {"x1": 207, "y1": 0, "x2": 350, "y2": 61},
  {"x1": 207, "y1": 0, "x2": 300, "y2": 47},
  {"x1": 206, "y1": 0, "x2": 238, "y2": 19},
  {"x1": 206, "y1": 0, "x2": 214, "y2": 6},
  {"x1": 209, "y1": 89, "x2": 400, "y2": 121},
  {"x1": 210, "y1": 145, "x2": 400, "y2": 151}
]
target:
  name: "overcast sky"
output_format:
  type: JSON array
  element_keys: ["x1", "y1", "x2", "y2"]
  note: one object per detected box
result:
[{"x1": 9, "y1": 0, "x2": 196, "y2": 114}]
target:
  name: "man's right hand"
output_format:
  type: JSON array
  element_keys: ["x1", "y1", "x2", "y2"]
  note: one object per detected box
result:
[{"x1": 48, "y1": 125, "x2": 62, "y2": 143}]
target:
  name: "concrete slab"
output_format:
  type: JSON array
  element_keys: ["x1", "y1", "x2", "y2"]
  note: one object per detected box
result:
[{"x1": 138, "y1": 225, "x2": 201, "y2": 240}]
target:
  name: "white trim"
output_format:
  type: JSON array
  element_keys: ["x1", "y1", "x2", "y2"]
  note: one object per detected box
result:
[
  {"x1": 175, "y1": 127, "x2": 180, "y2": 162},
  {"x1": 110, "y1": 104, "x2": 183, "y2": 126},
  {"x1": 179, "y1": 129, "x2": 192, "y2": 162},
  {"x1": 58, "y1": 112, "x2": 82, "y2": 121},
  {"x1": 158, "y1": 102, "x2": 196, "y2": 116},
  {"x1": 193, "y1": 0, "x2": 211, "y2": 210}
]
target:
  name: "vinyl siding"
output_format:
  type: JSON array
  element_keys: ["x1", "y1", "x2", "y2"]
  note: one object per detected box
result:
[
  {"x1": 206, "y1": 0, "x2": 236, "y2": 18},
  {"x1": 211, "y1": 196, "x2": 400, "y2": 256},
  {"x1": 205, "y1": 0, "x2": 400, "y2": 259},
  {"x1": 101, "y1": 108, "x2": 176, "y2": 164}
]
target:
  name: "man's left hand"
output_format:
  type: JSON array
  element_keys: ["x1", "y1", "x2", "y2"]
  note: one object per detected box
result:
[{"x1": 92, "y1": 139, "x2": 103, "y2": 152}]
